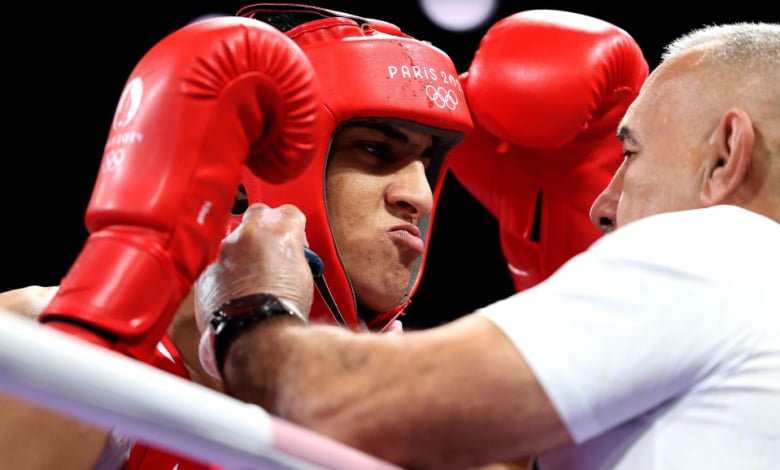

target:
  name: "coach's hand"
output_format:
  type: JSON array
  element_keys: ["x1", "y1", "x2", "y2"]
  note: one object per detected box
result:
[{"x1": 195, "y1": 203, "x2": 314, "y2": 379}]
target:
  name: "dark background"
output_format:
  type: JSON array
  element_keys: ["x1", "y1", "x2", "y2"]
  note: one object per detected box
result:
[{"x1": 4, "y1": 2, "x2": 775, "y2": 328}]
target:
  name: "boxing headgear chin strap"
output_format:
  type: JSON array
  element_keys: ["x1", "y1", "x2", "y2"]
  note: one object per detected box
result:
[{"x1": 234, "y1": 3, "x2": 473, "y2": 331}]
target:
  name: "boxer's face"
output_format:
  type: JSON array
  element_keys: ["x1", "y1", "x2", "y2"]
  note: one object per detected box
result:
[{"x1": 326, "y1": 123, "x2": 434, "y2": 314}]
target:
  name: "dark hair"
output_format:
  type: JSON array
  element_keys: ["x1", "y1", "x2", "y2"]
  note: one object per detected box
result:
[
  {"x1": 251, "y1": 12, "x2": 310, "y2": 32},
  {"x1": 237, "y1": 3, "x2": 367, "y2": 33}
]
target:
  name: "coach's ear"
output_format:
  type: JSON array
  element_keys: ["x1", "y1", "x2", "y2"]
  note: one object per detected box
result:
[{"x1": 702, "y1": 108, "x2": 753, "y2": 206}]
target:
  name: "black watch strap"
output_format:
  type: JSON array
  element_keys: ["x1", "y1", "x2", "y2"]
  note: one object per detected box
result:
[{"x1": 210, "y1": 293, "x2": 305, "y2": 376}]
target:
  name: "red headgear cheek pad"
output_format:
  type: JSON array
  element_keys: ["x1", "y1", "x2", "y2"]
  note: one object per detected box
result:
[{"x1": 233, "y1": 4, "x2": 473, "y2": 331}]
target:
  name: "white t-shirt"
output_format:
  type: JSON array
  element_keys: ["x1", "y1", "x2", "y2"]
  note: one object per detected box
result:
[{"x1": 480, "y1": 206, "x2": 780, "y2": 469}]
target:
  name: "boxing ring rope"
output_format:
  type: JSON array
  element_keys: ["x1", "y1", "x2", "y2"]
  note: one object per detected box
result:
[{"x1": 0, "y1": 307, "x2": 399, "y2": 469}]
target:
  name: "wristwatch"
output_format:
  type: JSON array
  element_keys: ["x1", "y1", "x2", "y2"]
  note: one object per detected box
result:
[{"x1": 210, "y1": 293, "x2": 306, "y2": 376}]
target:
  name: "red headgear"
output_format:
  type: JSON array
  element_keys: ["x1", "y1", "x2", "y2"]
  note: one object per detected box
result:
[{"x1": 232, "y1": 4, "x2": 473, "y2": 331}]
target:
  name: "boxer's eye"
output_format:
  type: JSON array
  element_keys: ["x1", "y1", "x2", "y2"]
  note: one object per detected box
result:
[{"x1": 361, "y1": 142, "x2": 390, "y2": 159}]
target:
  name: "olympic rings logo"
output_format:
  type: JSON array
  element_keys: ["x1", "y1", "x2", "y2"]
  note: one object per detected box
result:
[
  {"x1": 425, "y1": 85, "x2": 459, "y2": 110},
  {"x1": 103, "y1": 148, "x2": 126, "y2": 172}
]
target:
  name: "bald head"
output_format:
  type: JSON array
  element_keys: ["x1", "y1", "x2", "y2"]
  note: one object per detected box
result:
[
  {"x1": 591, "y1": 22, "x2": 780, "y2": 229},
  {"x1": 652, "y1": 23, "x2": 777, "y2": 217},
  {"x1": 661, "y1": 23, "x2": 780, "y2": 156}
]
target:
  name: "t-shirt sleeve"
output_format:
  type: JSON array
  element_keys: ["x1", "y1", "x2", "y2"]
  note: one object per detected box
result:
[{"x1": 477, "y1": 211, "x2": 760, "y2": 443}]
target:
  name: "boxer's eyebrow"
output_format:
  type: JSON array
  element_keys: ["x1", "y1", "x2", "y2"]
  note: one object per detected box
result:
[
  {"x1": 368, "y1": 124, "x2": 436, "y2": 158},
  {"x1": 365, "y1": 123, "x2": 409, "y2": 144}
]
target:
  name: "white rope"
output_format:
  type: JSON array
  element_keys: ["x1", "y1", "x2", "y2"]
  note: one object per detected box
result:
[{"x1": 0, "y1": 307, "x2": 399, "y2": 470}]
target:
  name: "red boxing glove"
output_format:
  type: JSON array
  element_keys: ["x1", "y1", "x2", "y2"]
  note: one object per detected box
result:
[
  {"x1": 39, "y1": 16, "x2": 321, "y2": 362},
  {"x1": 444, "y1": 10, "x2": 648, "y2": 292}
]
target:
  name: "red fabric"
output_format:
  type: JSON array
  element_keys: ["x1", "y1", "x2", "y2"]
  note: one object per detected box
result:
[{"x1": 122, "y1": 335, "x2": 213, "y2": 470}]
